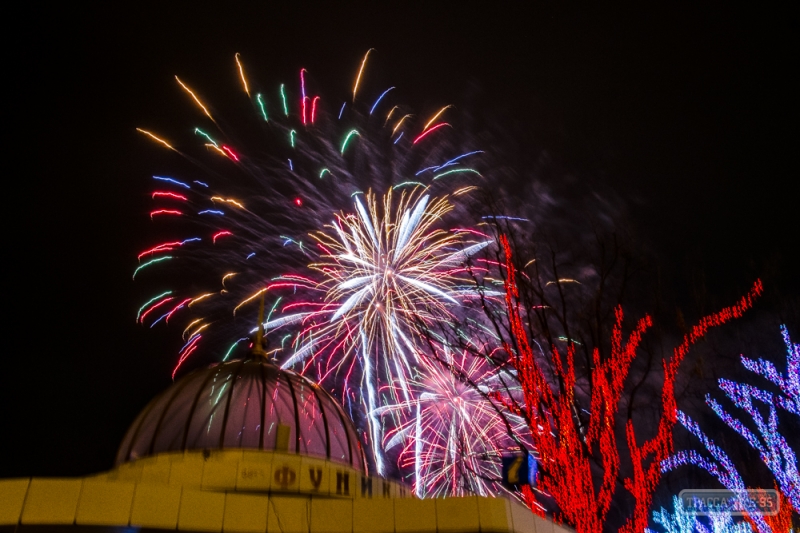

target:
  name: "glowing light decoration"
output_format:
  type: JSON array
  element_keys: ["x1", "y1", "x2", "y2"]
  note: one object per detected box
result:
[
  {"x1": 661, "y1": 326, "x2": 799, "y2": 533},
  {"x1": 647, "y1": 496, "x2": 755, "y2": 533},
  {"x1": 498, "y1": 234, "x2": 762, "y2": 533},
  {"x1": 648, "y1": 491, "x2": 796, "y2": 533}
]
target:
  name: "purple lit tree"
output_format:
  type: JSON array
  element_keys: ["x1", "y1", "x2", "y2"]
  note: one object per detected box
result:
[{"x1": 660, "y1": 325, "x2": 799, "y2": 533}]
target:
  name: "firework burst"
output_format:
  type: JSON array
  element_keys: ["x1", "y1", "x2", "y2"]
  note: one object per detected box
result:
[
  {"x1": 377, "y1": 348, "x2": 531, "y2": 497},
  {"x1": 134, "y1": 50, "x2": 521, "y2": 486},
  {"x1": 262, "y1": 188, "x2": 490, "y2": 471},
  {"x1": 135, "y1": 51, "x2": 483, "y2": 367}
]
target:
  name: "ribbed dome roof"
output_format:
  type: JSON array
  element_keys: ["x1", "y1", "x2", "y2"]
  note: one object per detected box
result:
[{"x1": 116, "y1": 358, "x2": 366, "y2": 472}]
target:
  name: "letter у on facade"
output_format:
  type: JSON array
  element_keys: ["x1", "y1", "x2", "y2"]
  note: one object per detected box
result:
[{"x1": 0, "y1": 358, "x2": 573, "y2": 532}]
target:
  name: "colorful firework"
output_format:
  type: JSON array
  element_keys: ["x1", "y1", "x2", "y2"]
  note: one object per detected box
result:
[
  {"x1": 254, "y1": 187, "x2": 491, "y2": 472},
  {"x1": 135, "y1": 51, "x2": 482, "y2": 364},
  {"x1": 134, "y1": 50, "x2": 515, "y2": 485},
  {"x1": 377, "y1": 348, "x2": 532, "y2": 498}
]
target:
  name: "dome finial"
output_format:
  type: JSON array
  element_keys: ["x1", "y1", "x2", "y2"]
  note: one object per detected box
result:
[{"x1": 250, "y1": 293, "x2": 267, "y2": 359}]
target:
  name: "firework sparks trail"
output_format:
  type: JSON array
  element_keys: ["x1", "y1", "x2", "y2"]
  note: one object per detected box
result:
[
  {"x1": 134, "y1": 50, "x2": 525, "y2": 486},
  {"x1": 262, "y1": 188, "x2": 493, "y2": 471},
  {"x1": 375, "y1": 348, "x2": 532, "y2": 498}
]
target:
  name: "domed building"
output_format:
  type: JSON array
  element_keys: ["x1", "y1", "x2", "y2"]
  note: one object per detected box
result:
[
  {"x1": 0, "y1": 352, "x2": 570, "y2": 532},
  {"x1": 116, "y1": 357, "x2": 365, "y2": 472}
]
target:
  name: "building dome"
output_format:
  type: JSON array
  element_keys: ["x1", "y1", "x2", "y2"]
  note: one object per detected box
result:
[{"x1": 116, "y1": 357, "x2": 366, "y2": 472}]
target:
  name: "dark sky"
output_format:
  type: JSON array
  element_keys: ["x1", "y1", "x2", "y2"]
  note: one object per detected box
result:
[{"x1": 4, "y1": 4, "x2": 797, "y2": 478}]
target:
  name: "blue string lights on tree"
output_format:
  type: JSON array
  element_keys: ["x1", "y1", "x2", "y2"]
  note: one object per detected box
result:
[
  {"x1": 648, "y1": 496, "x2": 755, "y2": 533},
  {"x1": 660, "y1": 326, "x2": 799, "y2": 533}
]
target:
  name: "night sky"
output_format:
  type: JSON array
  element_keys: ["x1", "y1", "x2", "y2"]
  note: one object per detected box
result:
[{"x1": 4, "y1": 4, "x2": 797, "y2": 479}]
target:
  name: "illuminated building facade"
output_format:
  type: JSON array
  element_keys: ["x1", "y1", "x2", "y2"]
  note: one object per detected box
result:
[{"x1": 0, "y1": 356, "x2": 571, "y2": 532}]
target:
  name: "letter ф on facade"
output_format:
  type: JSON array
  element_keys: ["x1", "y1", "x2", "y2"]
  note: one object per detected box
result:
[{"x1": 0, "y1": 357, "x2": 573, "y2": 532}]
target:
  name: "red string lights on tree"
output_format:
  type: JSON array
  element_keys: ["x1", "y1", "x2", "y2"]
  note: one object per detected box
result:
[{"x1": 498, "y1": 234, "x2": 763, "y2": 533}]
